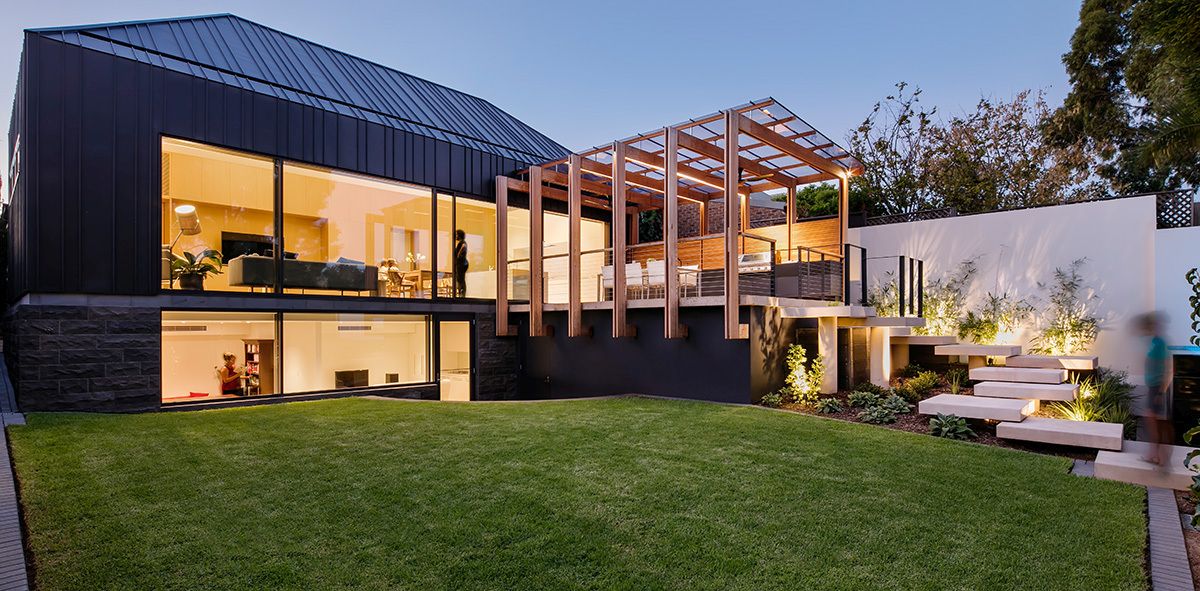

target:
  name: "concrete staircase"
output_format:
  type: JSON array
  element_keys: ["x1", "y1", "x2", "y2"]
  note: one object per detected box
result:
[{"x1": 899, "y1": 334, "x2": 1200, "y2": 489}]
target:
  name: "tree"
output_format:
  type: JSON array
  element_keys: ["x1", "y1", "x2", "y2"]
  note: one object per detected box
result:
[
  {"x1": 848, "y1": 83, "x2": 1104, "y2": 215},
  {"x1": 638, "y1": 210, "x2": 662, "y2": 243},
  {"x1": 927, "y1": 90, "x2": 1106, "y2": 211},
  {"x1": 769, "y1": 182, "x2": 871, "y2": 218},
  {"x1": 1048, "y1": 0, "x2": 1200, "y2": 191},
  {"x1": 846, "y1": 82, "x2": 938, "y2": 216}
]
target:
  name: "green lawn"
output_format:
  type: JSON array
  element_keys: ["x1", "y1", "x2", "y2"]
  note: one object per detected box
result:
[{"x1": 9, "y1": 397, "x2": 1145, "y2": 590}]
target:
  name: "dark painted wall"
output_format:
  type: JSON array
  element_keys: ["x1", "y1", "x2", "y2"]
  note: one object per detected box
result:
[
  {"x1": 517, "y1": 308, "x2": 752, "y2": 404},
  {"x1": 748, "y1": 307, "x2": 818, "y2": 403},
  {"x1": 7, "y1": 33, "x2": 535, "y2": 301}
]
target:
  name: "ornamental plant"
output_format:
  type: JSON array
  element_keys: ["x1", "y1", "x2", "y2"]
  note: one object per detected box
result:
[
  {"x1": 1047, "y1": 368, "x2": 1136, "y2": 438},
  {"x1": 958, "y1": 291, "x2": 1034, "y2": 345},
  {"x1": 780, "y1": 344, "x2": 824, "y2": 405},
  {"x1": 929, "y1": 414, "x2": 976, "y2": 440},
  {"x1": 866, "y1": 272, "x2": 900, "y2": 317},
  {"x1": 847, "y1": 390, "x2": 881, "y2": 408},
  {"x1": 815, "y1": 397, "x2": 844, "y2": 414},
  {"x1": 914, "y1": 258, "x2": 977, "y2": 337},
  {"x1": 1030, "y1": 259, "x2": 1099, "y2": 355}
]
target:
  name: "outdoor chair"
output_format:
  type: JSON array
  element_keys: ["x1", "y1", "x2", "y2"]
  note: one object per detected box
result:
[{"x1": 645, "y1": 260, "x2": 666, "y2": 298}]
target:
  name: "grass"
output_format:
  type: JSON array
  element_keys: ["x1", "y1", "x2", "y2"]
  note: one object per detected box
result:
[{"x1": 9, "y1": 397, "x2": 1145, "y2": 590}]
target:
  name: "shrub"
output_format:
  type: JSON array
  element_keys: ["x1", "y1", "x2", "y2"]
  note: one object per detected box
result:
[
  {"x1": 866, "y1": 273, "x2": 900, "y2": 317},
  {"x1": 815, "y1": 397, "x2": 844, "y2": 414},
  {"x1": 879, "y1": 394, "x2": 912, "y2": 415},
  {"x1": 852, "y1": 381, "x2": 889, "y2": 396},
  {"x1": 946, "y1": 367, "x2": 969, "y2": 394},
  {"x1": 892, "y1": 383, "x2": 918, "y2": 403},
  {"x1": 847, "y1": 390, "x2": 882, "y2": 408},
  {"x1": 958, "y1": 292, "x2": 1033, "y2": 345},
  {"x1": 781, "y1": 344, "x2": 824, "y2": 405},
  {"x1": 1030, "y1": 259, "x2": 1099, "y2": 355},
  {"x1": 759, "y1": 391, "x2": 784, "y2": 408},
  {"x1": 1047, "y1": 368, "x2": 1136, "y2": 437},
  {"x1": 905, "y1": 371, "x2": 942, "y2": 398},
  {"x1": 896, "y1": 363, "x2": 924, "y2": 379},
  {"x1": 929, "y1": 414, "x2": 977, "y2": 440},
  {"x1": 913, "y1": 258, "x2": 977, "y2": 337},
  {"x1": 859, "y1": 405, "x2": 898, "y2": 424}
]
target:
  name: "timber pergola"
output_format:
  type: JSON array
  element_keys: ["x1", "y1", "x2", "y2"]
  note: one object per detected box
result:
[{"x1": 495, "y1": 98, "x2": 864, "y2": 341}]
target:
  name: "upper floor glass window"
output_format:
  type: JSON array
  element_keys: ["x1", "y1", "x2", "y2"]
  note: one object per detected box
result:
[
  {"x1": 161, "y1": 138, "x2": 275, "y2": 292},
  {"x1": 282, "y1": 163, "x2": 432, "y2": 298}
]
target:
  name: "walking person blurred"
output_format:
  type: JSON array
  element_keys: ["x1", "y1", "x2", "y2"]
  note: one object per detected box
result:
[{"x1": 1138, "y1": 312, "x2": 1174, "y2": 465}]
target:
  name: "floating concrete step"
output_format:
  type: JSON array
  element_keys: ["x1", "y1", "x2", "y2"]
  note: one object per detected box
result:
[
  {"x1": 973, "y1": 381, "x2": 1078, "y2": 401},
  {"x1": 997, "y1": 417, "x2": 1123, "y2": 450},
  {"x1": 890, "y1": 327, "x2": 913, "y2": 337},
  {"x1": 934, "y1": 344, "x2": 1022, "y2": 357},
  {"x1": 1005, "y1": 355, "x2": 1099, "y2": 371},
  {"x1": 918, "y1": 394, "x2": 1038, "y2": 422},
  {"x1": 1094, "y1": 441, "x2": 1200, "y2": 490},
  {"x1": 891, "y1": 335, "x2": 958, "y2": 345},
  {"x1": 969, "y1": 366, "x2": 1068, "y2": 384}
]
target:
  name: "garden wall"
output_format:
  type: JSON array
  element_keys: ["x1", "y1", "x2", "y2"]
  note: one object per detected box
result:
[{"x1": 848, "y1": 195, "x2": 1169, "y2": 382}]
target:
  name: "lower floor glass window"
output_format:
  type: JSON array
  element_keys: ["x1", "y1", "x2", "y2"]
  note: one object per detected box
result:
[
  {"x1": 160, "y1": 311, "x2": 430, "y2": 403},
  {"x1": 282, "y1": 313, "x2": 429, "y2": 393}
]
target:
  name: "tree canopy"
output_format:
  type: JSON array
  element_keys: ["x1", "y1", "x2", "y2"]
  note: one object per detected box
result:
[{"x1": 1048, "y1": 0, "x2": 1200, "y2": 191}]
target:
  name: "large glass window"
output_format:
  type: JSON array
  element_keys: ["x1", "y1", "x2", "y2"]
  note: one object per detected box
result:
[
  {"x1": 282, "y1": 163, "x2": 433, "y2": 297},
  {"x1": 161, "y1": 138, "x2": 275, "y2": 292},
  {"x1": 161, "y1": 311, "x2": 277, "y2": 402},
  {"x1": 437, "y1": 194, "x2": 499, "y2": 299},
  {"x1": 161, "y1": 311, "x2": 432, "y2": 403},
  {"x1": 504, "y1": 209, "x2": 608, "y2": 304},
  {"x1": 282, "y1": 313, "x2": 430, "y2": 393}
]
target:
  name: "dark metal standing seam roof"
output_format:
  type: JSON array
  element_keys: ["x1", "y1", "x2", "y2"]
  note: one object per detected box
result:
[{"x1": 29, "y1": 14, "x2": 570, "y2": 163}]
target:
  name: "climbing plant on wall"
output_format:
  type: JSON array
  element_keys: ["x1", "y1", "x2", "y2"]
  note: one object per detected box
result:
[{"x1": 1188, "y1": 268, "x2": 1200, "y2": 347}]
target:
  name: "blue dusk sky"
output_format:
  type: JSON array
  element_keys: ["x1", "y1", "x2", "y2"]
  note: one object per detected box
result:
[{"x1": 1, "y1": 0, "x2": 1083, "y2": 178}]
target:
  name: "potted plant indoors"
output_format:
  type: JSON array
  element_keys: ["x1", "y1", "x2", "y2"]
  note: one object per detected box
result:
[{"x1": 170, "y1": 249, "x2": 224, "y2": 290}]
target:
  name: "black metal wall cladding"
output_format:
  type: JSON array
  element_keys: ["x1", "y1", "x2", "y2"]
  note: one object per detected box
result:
[{"x1": 7, "y1": 26, "x2": 559, "y2": 301}]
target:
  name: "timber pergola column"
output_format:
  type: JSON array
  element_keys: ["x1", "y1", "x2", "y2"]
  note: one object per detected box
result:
[
  {"x1": 662, "y1": 126, "x2": 686, "y2": 339},
  {"x1": 567, "y1": 154, "x2": 590, "y2": 338},
  {"x1": 528, "y1": 166, "x2": 550, "y2": 337},
  {"x1": 610, "y1": 142, "x2": 635, "y2": 338},
  {"x1": 722, "y1": 110, "x2": 744, "y2": 340},
  {"x1": 494, "y1": 176, "x2": 516, "y2": 336}
]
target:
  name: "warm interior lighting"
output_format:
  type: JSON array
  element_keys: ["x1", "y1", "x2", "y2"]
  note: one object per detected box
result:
[
  {"x1": 169, "y1": 204, "x2": 202, "y2": 250},
  {"x1": 174, "y1": 204, "x2": 201, "y2": 235}
]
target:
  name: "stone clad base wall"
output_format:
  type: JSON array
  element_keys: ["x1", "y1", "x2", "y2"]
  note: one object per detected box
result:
[
  {"x1": 2, "y1": 303, "x2": 519, "y2": 411},
  {"x1": 475, "y1": 314, "x2": 519, "y2": 400},
  {"x1": 4, "y1": 305, "x2": 161, "y2": 412}
]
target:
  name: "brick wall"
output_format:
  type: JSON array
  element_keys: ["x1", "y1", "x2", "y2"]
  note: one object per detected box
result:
[
  {"x1": 5, "y1": 305, "x2": 160, "y2": 412},
  {"x1": 678, "y1": 201, "x2": 787, "y2": 236}
]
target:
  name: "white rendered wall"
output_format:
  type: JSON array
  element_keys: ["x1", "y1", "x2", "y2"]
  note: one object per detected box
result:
[{"x1": 848, "y1": 196, "x2": 1162, "y2": 380}]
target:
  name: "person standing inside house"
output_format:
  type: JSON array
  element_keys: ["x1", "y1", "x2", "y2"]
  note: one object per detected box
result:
[
  {"x1": 453, "y1": 229, "x2": 469, "y2": 297},
  {"x1": 1138, "y1": 312, "x2": 1174, "y2": 465},
  {"x1": 218, "y1": 352, "x2": 244, "y2": 397}
]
